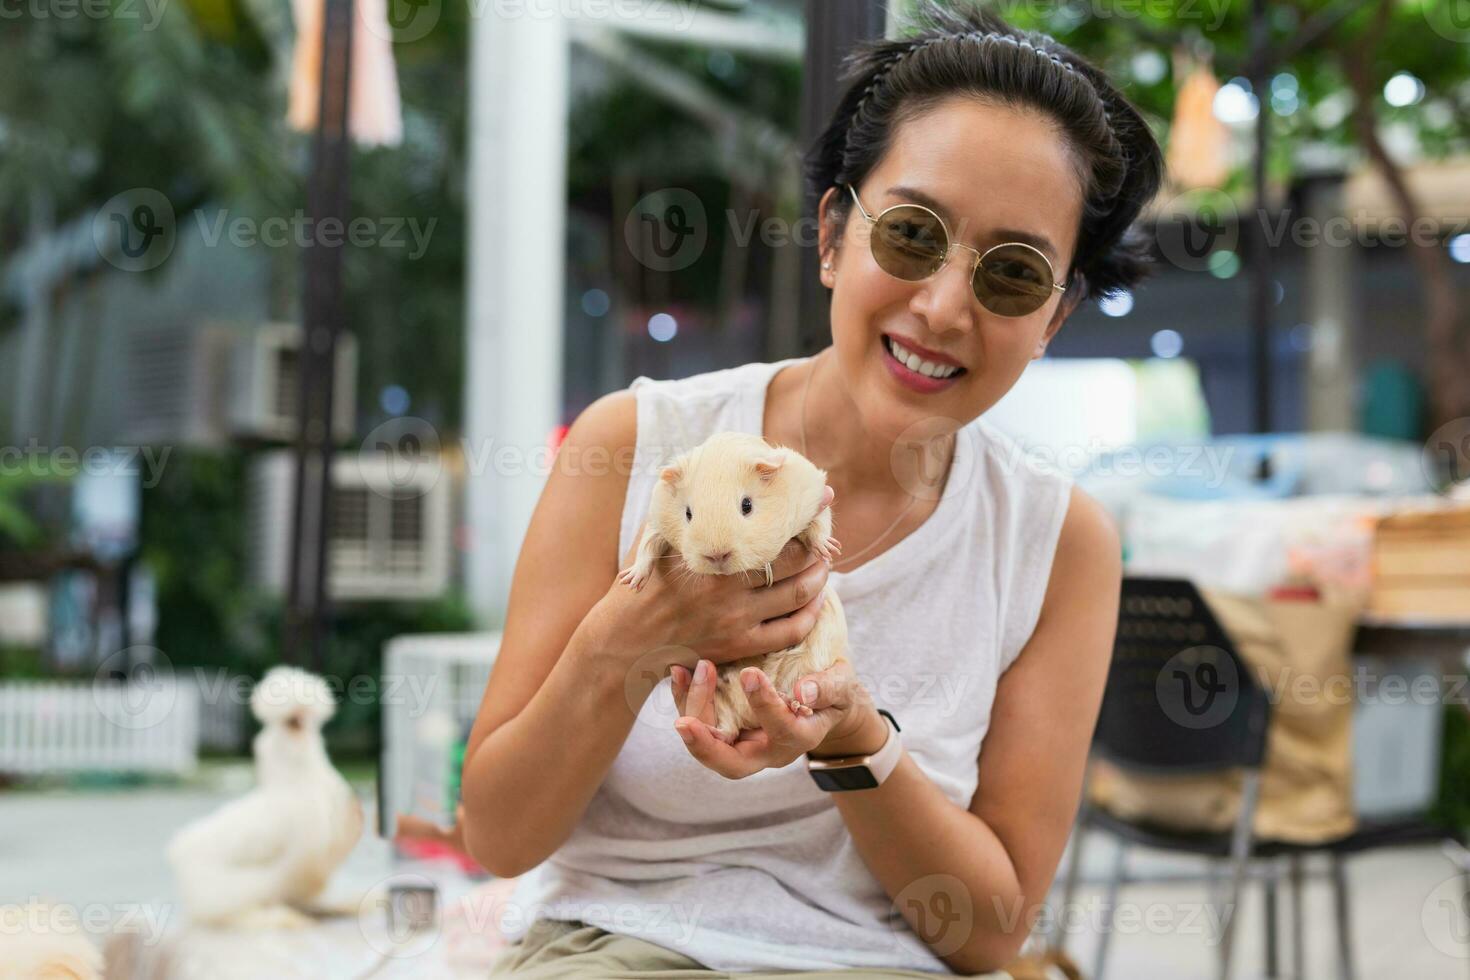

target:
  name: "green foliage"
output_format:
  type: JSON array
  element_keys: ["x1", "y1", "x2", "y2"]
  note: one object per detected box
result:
[
  {"x1": 139, "y1": 450, "x2": 475, "y2": 756},
  {"x1": 999, "y1": 0, "x2": 1469, "y2": 189},
  {"x1": 1434, "y1": 702, "x2": 1470, "y2": 834},
  {"x1": 0, "y1": 645, "x2": 46, "y2": 679}
]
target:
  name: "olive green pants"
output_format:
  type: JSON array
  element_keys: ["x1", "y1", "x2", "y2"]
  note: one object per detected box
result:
[{"x1": 487, "y1": 917, "x2": 1010, "y2": 978}]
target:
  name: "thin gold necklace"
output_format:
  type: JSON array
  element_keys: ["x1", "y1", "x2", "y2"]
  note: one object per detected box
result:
[{"x1": 799, "y1": 348, "x2": 950, "y2": 572}]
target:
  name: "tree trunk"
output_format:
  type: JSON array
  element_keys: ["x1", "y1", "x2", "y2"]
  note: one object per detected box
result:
[{"x1": 1343, "y1": 0, "x2": 1468, "y2": 431}]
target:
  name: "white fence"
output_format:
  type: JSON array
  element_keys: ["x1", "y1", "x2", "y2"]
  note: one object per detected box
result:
[{"x1": 0, "y1": 679, "x2": 200, "y2": 775}]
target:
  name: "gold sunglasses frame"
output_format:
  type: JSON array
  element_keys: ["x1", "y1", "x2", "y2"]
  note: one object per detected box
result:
[{"x1": 843, "y1": 183, "x2": 1068, "y2": 315}]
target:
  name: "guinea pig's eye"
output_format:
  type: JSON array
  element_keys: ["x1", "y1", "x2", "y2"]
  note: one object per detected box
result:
[
  {"x1": 740, "y1": 496, "x2": 752, "y2": 516},
  {"x1": 685, "y1": 505, "x2": 692, "y2": 522}
]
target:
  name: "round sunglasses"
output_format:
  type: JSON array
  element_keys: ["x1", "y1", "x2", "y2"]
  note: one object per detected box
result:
[{"x1": 843, "y1": 183, "x2": 1068, "y2": 317}]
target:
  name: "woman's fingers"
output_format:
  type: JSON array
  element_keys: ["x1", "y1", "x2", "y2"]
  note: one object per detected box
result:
[
  {"x1": 790, "y1": 656, "x2": 858, "y2": 712},
  {"x1": 748, "y1": 587, "x2": 827, "y2": 652},
  {"x1": 740, "y1": 668, "x2": 811, "y2": 737},
  {"x1": 749, "y1": 555, "x2": 828, "y2": 624},
  {"x1": 683, "y1": 658, "x2": 716, "y2": 722},
  {"x1": 670, "y1": 663, "x2": 691, "y2": 716},
  {"x1": 675, "y1": 717, "x2": 762, "y2": 779},
  {"x1": 817, "y1": 484, "x2": 835, "y2": 513}
]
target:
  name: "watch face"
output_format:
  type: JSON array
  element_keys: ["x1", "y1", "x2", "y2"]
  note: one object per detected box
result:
[{"x1": 810, "y1": 766, "x2": 879, "y2": 792}]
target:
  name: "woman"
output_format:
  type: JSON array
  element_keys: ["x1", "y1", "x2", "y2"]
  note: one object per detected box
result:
[{"x1": 461, "y1": 2, "x2": 1163, "y2": 975}]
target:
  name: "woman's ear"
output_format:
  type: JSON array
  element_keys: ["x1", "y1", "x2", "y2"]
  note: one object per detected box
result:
[{"x1": 817, "y1": 186, "x2": 841, "y2": 288}]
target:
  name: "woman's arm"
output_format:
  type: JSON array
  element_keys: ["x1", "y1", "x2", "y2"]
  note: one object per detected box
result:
[
  {"x1": 459, "y1": 389, "x2": 647, "y2": 878},
  {"x1": 824, "y1": 485, "x2": 1120, "y2": 973}
]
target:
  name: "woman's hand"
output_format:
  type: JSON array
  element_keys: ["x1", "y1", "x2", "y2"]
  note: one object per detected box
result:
[
  {"x1": 669, "y1": 653, "x2": 882, "y2": 779},
  {"x1": 593, "y1": 487, "x2": 837, "y2": 681}
]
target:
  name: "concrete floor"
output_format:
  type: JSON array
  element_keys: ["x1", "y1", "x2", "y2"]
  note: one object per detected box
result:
[{"x1": 5, "y1": 767, "x2": 1469, "y2": 978}]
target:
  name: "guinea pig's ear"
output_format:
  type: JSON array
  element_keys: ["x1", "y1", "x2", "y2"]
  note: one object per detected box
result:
[
  {"x1": 659, "y1": 463, "x2": 683, "y2": 486},
  {"x1": 752, "y1": 449, "x2": 788, "y2": 484}
]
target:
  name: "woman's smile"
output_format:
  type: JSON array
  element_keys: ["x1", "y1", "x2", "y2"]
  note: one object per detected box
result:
[{"x1": 879, "y1": 332, "x2": 968, "y2": 394}]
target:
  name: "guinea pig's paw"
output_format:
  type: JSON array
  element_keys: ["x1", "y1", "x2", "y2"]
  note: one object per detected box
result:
[
  {"x1": 710, "y1": 725, "x2": 739, "y2": 745},
  {"x1": 813, "y1": 535, "x2": 842, "y2": 562},
  {"x1": 784, "y1": 693, "x2": 814, "y2": 717},
  {"x1": 617, "y1": 565, "x2": 649, "y2": 590}
]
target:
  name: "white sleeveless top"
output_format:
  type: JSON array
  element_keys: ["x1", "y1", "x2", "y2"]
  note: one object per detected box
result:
[{"x1": 498, "y1": 356, "x2": 1074, "y2": 973}]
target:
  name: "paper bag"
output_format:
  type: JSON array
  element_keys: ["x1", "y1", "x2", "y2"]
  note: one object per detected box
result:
[{"x1": 1088, "y1": 587, "x2": 1360, "y2": 844}]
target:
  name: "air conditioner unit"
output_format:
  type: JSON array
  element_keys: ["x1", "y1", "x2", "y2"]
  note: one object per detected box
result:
[
  {"x1": 247, "y1": 450, "x2": 451, "y2": 601},
  {"x1": 227, "y1": 322, "x2": 357, "y2": 443},
  {"x1": 122, "y1": 323, "x2": 237, "y2": 447},
  {"x1": 121, "y1": 321, "x2": 357, "y2": 448}
]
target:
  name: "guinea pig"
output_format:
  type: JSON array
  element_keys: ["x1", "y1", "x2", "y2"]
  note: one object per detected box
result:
[{"x1": 618, "y1": 431, "x2": 848, "y2": 744}]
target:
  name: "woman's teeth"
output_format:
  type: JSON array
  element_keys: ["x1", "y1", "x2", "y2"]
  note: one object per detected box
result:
[{"x1": 884, "y1": 336, "x2": 963, "y2": 379}]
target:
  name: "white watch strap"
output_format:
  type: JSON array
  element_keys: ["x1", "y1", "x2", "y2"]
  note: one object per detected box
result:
[{"x1": 866, "y1": 710, "x2": 903, "y2": 785}]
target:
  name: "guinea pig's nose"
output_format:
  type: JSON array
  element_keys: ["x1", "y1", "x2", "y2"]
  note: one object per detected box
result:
[{"x1": 704, "y1": 551, "x2": 731, "y2": 566}]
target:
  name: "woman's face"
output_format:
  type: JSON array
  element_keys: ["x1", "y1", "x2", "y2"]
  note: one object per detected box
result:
[{"x1": 818, "y1": 96, "x2": 1086, "y2": 446}]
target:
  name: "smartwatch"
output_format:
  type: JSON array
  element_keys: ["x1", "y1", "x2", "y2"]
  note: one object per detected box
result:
[{"x1": 806, "y1": 709, "x2": 902, "y2": 792}]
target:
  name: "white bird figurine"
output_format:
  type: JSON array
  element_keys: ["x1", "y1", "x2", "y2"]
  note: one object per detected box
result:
[{"x1": 167, "y1": 667, "x2": 364, "y2": 929}]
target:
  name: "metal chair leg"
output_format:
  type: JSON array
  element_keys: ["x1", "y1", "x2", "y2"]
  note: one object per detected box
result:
[
  {"x1": 1054, "y1": 815, "x2": 1088, "y2": 954},
  {"x1": 1216, "y1": 770, "x2": 1261, "y2": 980},
  {"x1": 1331, "y1": 853, "x2": 1356, "y2": 980},
  {"x1": 1264, "y1": 860, "x2": 1279, "y2": 978},
  {"x1": 1290, "y1": 854, "x2": 1305, "y2": 980},
  {"x1": 1092, "y1": 840, "x2": 1127, "y2": 980}
]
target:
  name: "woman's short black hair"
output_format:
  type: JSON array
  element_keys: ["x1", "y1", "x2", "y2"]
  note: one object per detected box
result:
[{"x1": 804, "y1": 0, "x2": 1165, "y2": 305}]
